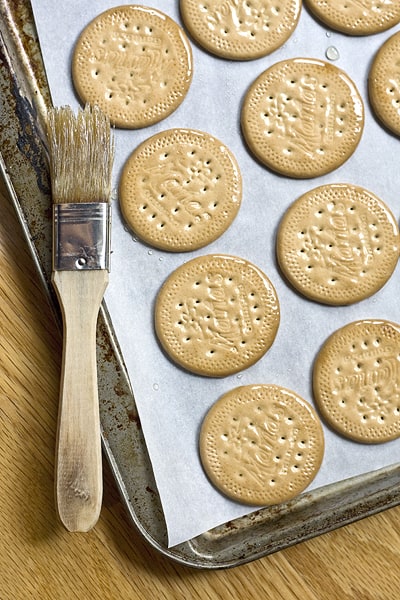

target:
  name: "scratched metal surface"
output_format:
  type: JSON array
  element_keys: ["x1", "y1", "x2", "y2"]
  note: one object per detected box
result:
[{"x1": 1, "y1": 0, "x2": 400, "y2": 569}]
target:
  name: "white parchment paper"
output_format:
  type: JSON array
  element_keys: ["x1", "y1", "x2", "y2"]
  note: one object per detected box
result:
[{"x1": 30, "y1": 0, "x2": 400, "y2": 547}]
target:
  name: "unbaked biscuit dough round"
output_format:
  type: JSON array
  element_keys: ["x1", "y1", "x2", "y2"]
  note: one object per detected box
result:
[
  {"x1": 276, "y1": 184, "x2": 400, "y2": 305},
  {"x1": 155, "y1": 254, "x2": 280, "y2": 377},
  {"x1": 72, "y1": 5, "x2": 193, "y2": 128},
  {"x1": 241, "y1": 58, "x2": 364, "y2": 178},
  {"x1": 304, "y1": 0, "x2": 400, "y2": 36},
  {"x1": 200, "y1": 384, "x2": 324, "y2": 505},
  {"x1": 313, "y1": 319, "x2": 400, "y2": 443},
  {"x1": 369, "y1": 31, "x2": 400, "y2": 137},
  {"x1": 179, "y1": 0, "x2": 302, "y2": 60},
  {"x1": 119, "y1": 128, "x2": 242, "y2": 251}
]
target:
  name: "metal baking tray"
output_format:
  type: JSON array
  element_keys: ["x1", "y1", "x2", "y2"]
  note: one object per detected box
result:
[{"x1": 1, "y1": 0, "x2": 399, "y2": 569}]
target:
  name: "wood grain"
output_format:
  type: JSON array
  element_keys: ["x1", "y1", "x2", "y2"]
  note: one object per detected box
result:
[
  {"x1": 53, "y1": 269, "x2": 107, "y2": 532},
  {"x1": 1, "y1": 176, "x2": 399, "y2": 599}
]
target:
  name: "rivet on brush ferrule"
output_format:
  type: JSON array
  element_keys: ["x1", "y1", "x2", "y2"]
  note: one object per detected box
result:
[{"x1": 53, "y1": 202, "x2": 111, "y2": 271}]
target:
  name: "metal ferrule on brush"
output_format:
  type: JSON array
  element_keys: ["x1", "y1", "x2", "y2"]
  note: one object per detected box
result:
[{"x1": 53, "y1": 202, "x2": 111, "y2": 271}]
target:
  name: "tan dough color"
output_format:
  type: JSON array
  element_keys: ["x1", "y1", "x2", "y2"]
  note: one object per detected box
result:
[
  {"x1": 304, "y1": 0, "x2": 400, "y2": 35},
  {"x1": 276, "y1": 184, "x2": 400, "y2": 305},
  {"x1": 72, "y1": 5, "x2": 193, "y2": 128},
  {"x1": 119, "y1": 128, "x2": 242, "y2": 251},
  {"x1": 154, "y1": 254, "x2": 280, "y2": 377},
  {"x1": 241, "y1": 58, "x2": 364, "y2": 178},
  {"x1": 313, "y1": 319, "x2": 400, "y2": 443},
  {"x1": 179, "y1": 0, "x2": 301, "y2": 60},
  {"x1": 200, "y1": 384, "x2": 324, "y2": 506},
  {"x1": 369, "y1": 30, "x2": 400, "y2": 138}
]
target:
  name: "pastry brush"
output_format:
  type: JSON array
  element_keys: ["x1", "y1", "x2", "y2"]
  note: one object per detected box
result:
[{"x1": 47, "y1": 104, "x2": 114, "y2": 532}]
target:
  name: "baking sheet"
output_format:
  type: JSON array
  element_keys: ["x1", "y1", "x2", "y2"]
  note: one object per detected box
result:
[{"x1": 30, "y1": 0, "x2": 400, "y2": 547}]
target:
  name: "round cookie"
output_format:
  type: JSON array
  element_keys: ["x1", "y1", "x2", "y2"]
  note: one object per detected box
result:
[
  {"x1": 154, "y1": 254, "x2": 280, "y2": 377},
  {"x1": 276, "y1": 184, "x2": 400, "y2": 306},
  {"x1": 179, "y1": 0, "x2": 301, "y2": 60},
  {"x1": 119, "y1": 128, "x2": 242, "y2": 251},
  {"x1": 369, "y1": 31, "x2": 400, "y2": 137},
  {"x1": 241, "y1": 58, "x2": 364, "y2": 178},
  {"x1": 200, "y1": 384, "x2": 324, "y2": 505},
  {"x1": 304, "y1": 0, "x2": 400, "y2": 35},
  {"x1": 72, "y1": 5, "x2": 193, "y2": 128},
  {"x1": 313, "y1": 319, "x2": 400, "y2": 443}
]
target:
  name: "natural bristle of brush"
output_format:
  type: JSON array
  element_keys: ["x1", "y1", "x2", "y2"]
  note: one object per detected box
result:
[{"x1": 47, "y1": 104, "x2": 114, "y2": 204}]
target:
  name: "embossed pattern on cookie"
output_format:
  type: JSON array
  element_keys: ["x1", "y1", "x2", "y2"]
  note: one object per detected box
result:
[
  {"x1": 305, "y1": 0, "x2": 400, "y2": 35},
  {"x1": 180, "y1": 0, "x2": 302, "y2": 60},
  {"x1": 72, "y1": 5, "x2": 193, "y2": 128},
  {"x1": 119, "y1": 129, "x2": 242, "y2": 251},
  {"x1": 313, "y1": 320, "x2": 400, "y2": 443},
  {"x1": 200, "y1": 384, "x2": 324, "y2": 505},
  {"x1": 369, "y1": 31, "x2": 400, "y2": 137},
  {"x1": 155, "y1": 255, "x2": 280, "y2": 377},
  {"x1": 276, "y1": 184, "x2": 400, "y2": 305},
  {"x1": 241, "y1": 58, "x2": 364, "y2": 178}
]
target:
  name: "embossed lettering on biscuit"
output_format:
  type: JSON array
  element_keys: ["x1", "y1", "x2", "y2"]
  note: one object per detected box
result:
[
  {"x1": 154, "y1": 254, "x2": 280, "y2": 377},
  {"x1": 200, "y1": 384, "x2": 324, "y2": 505},
  {"x1": 276, "y1": 184, "x2": 400, "y2": 305},
  {"x1": 305, "y1": 0, "x2": 400, "y2": 35},
  {"x1": 72, "y1": 6, "x2": 193, "y2": 128},
  {"x1": 180, "y1": 0, "x2": 301, "y2": 60},
  {"x1": 313, "y1": 319, "x2": 400, "y2": 443},
  {"x1": 120, "y1": 129, "x2": 242, "y2": 251},
  {"x1": 369, "y1": 31, "x2": 400, "y2": 137},
  {"x1": 241, "y1": 58, "x2": 364, "y2": 178}
]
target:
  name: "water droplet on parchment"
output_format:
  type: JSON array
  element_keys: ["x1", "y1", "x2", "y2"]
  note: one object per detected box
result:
[{"x1": 326, "y1": 46, "x2": 340, "y2": 61}]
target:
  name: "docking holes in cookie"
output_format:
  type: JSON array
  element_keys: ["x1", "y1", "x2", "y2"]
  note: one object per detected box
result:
[
  {"x1": 72, "y1": 5, "x2": 193, "y2": 128},
  {"x1": 313, "y1": 319, "x2": 400, "y2": 443},
  {"x1": 304, "y1": 0, "x2": 400, "y2": 36},
  {"x1": 119, "y1": 128, "x2": 242, "y2": 251},
  {"x1": 369, "y1": 31, "x2": 400, "y2": 138},
  {"x1": 154, "y1": 254, "x2": 280, "y2": 377},
  {"x1": 200, "y1": 384, "x2": 324, "y2": 505},
  {"x1": 241, "y1": 58, "x2": 364, "y2": 178},
  {"x1": 180, "y1": 0, "x2": 301, "y2": 60},
  {"x1": 276, "y1": 183, "x2": 400, "y2": 305}
]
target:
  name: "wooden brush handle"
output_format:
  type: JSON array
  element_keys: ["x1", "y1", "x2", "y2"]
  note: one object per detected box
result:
[{"x1": 52, "y1": 269, "x2": 108, "y2": 532}]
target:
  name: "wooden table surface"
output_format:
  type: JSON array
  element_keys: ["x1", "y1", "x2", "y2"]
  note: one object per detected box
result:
[{"x1": 1, "y1": 176, "x2": 399, "y2": 600}]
